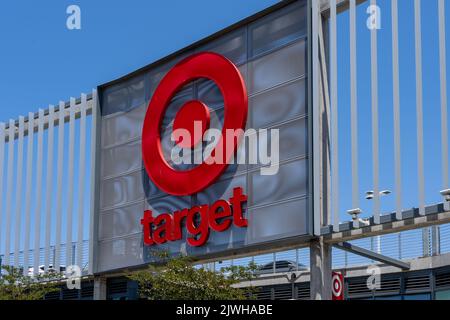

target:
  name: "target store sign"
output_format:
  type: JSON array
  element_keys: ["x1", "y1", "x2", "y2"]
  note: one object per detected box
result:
[
  {"x1": 140, "y1": 52, "x2": 249, "y2": 247},
  {"x1": 96, "y1": 0, "x2": 310, "y2": 273}
]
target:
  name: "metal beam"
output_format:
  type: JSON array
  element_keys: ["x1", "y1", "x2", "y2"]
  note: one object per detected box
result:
[
  {"x1": 334, "y1": 241, "x2": 410, "y2": 270},
  {"x1": 310, "y1": 238, "x2": 332, "y2": 300},
  {"x1": 322, "y1": 204, "x2": 450, "y2": 243}
]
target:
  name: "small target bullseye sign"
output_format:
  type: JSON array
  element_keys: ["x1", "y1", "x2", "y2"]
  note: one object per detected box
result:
[{"x1": 332, "y1": 272, "x2": 344, "y2": 300}]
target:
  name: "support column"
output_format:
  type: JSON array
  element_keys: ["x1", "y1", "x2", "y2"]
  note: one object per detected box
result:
[
  {"x1": 310, "y1": 237, "x2": 332, "y2": 300},
  {"x1": 93, "y1": 276, "x2": 107, "y2": 300},
  {"x1": 422, "y1": 227, "x2": 431, "y2": 257},
  {"x1": 432, "y1": 225, "x2": 441, "y2": 256}
]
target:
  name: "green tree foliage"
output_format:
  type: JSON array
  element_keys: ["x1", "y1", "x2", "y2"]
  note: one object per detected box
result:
[
  {"x1": 0, "y1": 265, "x2": 61, "y2": 300},
  {"x1": 127, "y1": 252, "x2": 259, "y2": 300}
]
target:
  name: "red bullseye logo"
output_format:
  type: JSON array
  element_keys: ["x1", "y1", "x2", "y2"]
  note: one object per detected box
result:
[
  {"x1": 142, "y1": 52, "x2": 248, "y2": 196},
  {"x1": 332, "y1": 272, "x2": 344, "y2": 300}
]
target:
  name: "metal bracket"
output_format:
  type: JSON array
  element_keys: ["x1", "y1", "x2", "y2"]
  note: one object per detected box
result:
[{"x1": 333, "y1": 241, "x2": 410, "y2": 270}]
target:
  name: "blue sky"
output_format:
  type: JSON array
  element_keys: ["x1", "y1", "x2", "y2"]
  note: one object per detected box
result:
[
  {"x1": 0, "y1": 0, "x2": 279, "y2": 120},
  {"x1": 0, "y1": 0, "x2": 450, "y2": 256}
]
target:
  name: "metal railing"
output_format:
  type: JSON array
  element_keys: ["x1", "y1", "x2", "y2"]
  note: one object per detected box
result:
[
  {"x1": 312, "y1": 0, "x2": 450, "y2": 230},
  {"x1": 0, "y1": 239, "x2": 90, "y2": 275},
  {"x1": 205, "y1": 223, "x2": 450, "y2": 273},
  {"x1": 0, "y1": 91, "x2": 97, "y2": 275}
]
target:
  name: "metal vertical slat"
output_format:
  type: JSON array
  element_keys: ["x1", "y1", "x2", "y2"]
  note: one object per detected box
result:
[
  {"x1": 23, "y1": 113, "x2": 34, "y2": 274},
  {"x1": 439, "y1": 0, "x2": 449, "y2": 210},
  {"x1": 414, "y1": 0, "x2": 425, "y2": 216},
  {"x1": 392, "y1": 0, "x2": 403, "y2": 220},
  {"x1": 370, "y1": 0, "x2": 380, "y2": 224},
  {"x1": 89, "y1": 90, "x2": 99, "y2": 274},
  {"x1": 0, "y1": 123, "x2": 5, "y2": 260},
  {"x1": 44, "y1": 106, "x2": 55, "y2": 270},
  {"x1": 66, "y1": 98, "x2": 76, "y2": 267},
  {"x1": 33, "y1": 109, "x2": 45, "y2": 275},
  {"x1": 55, "y1": 101, "x2": 65, "y2": 271},
  {"x1": 76, "y1": 94, "x2": 87, "y2": 269},
  {"x1": 13, "y1": 116, "x2": 25, "y2": 268},
  {"x1": 312, "y1": 0, "x2": 321, "y2": 235},
  {"x1": 349, "y1": 0, "x2": 359, "y2": 211},
  {"x1": 330, "y1": 0, "x2": 339, "y2": 229},
  {"x1": 4, "y1": 120, "x2": 15, "y2": 266},
  {"x1": 272, "y1": 252, "x2": 276, "y2": 273}
]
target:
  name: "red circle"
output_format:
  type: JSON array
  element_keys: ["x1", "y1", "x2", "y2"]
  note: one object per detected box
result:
[
  {"x1": 173, "y1": 100, "x2": 210, "y2": 148},
  {"x1": 142, "y1": 52, "x2": 248, "y2": 196},
  {"x1": 332, "y1": 275, "x2": 343, "y2": 296}
]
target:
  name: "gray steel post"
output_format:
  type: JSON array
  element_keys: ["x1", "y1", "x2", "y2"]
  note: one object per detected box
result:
[
  {"x1": 93, "y1": 276, "x2": 107, "y2": 300},
  {"x1": 422, "y1": 227, "x2": 431, "y2": 257},
  {"x1": 432, "y1": 225, "x2": 441, "y2": 256},
  {"x1": 310, "y1": 238, "x2": 332, "y2": 300}
]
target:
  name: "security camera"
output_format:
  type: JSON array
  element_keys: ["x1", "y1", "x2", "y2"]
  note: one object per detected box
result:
[
  {"x1": 440, "y1": 189, "x2": 450, "y2": 211},
  {"x1": 440, "y1": 189, "x2": 450, "y2": 201},
  {"x1": 347, "y1": 208, "x2": 362, "y2": 221},
  {"x1": 347, "y1": 208, "x2": 369, "y2": 228}
]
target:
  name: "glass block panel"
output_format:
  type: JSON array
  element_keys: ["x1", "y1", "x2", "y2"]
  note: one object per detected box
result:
[
  {"x1": 101, "y1": 139, "x2": 142, "y2": 178},
  {"x1": 251, "y1": 158, "x2": 308, "y2": 206},
  {"x1": 99, "y1": 202, "x2": 145, "y2": 240},
  {"x1": 248, "y1": 39, "x2": 306, "y2": 94},
  {"x1": 251, "y1": 78, "x2": 306, "y2": 129},
  {"x1": 102, "y1": 74, "x2": 146, "y2": 116},
  {"x1": 102, "y1": 103, "x2": 146, "y2": 147},
  {"x1": 100, "y1": 170, "x2": 145, "y2": 210},
  {"x1": 97, "y1": 235, "x2": 143, "y2": 272},
  {"x1": 250, "y1": 1, "x2": 307, "y2": 57},
  {"x1": 198, "y1": 28, "x2": 247, "y2": 65},
  {"x1": 247, "y1": 198, "x2": 308, "y2": 244},
  {"x1": 248, "y1": 117, "x2": 308, "y2": 166}
]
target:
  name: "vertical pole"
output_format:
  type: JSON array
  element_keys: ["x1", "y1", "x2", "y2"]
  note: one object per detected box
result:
[
  {"x1": 55, "y1": 101, "x2": 65, "y2": 272},
  {"x1": 4, "y1": 120, "x2": 15, "y2": 266},
  {"x1": 272, "y1": 252, "x2": 276, "y2": 274},
  {"x1": 310, "y1": 238, "x2": 332, "y2": 300},
  {"x1": 349, "y1": 0, "x2": 359, "y2": 211},
  {"x1": 93, "y1": 276, "x2": 107, "y2": 300},
  {"x1": 422, "y1": 228, "x2": 430, "y2": 257},
  {"x1": 23, "y1": 113, "x2": 34, "y2": 275},
  {"x1": 33, "y1": 109, "x2": 45, "y2": 275},
  {"x1": 44, "y1": 106, "x2": 55, "y2": 271},
  {"x1": 312, "y1": 0, "x2": 321, "y2": 236},
  {"x1": 438, "y1": 0, "x2": 449, "y2": 210},
  {"x1": 76, "y1": 94, "x2": 87, "y2": 270},
  {"x1": 432, "y1": 226, "x2": 441, "y2": 256},
  {"x1": 13, "y1": 116, "x2": 25, "y2": 269},
  {"x1": 371, "y1": 0, "x2": 380, "y2": 224},
  {"x1": 0, "y1": 123, "x2": 5, "y2": 265},
  {"x1": 330, "y1": 0, "x2": 340, "y2": 230},
  {"x1": 89, "y1": 89, "x2": 100, "y2": 275},
  {"x1": 414, "y1": 0, "x2": 425, "y2": 216},
  {"x1": 392, "y1": 0, "x2": 403, "y2": 219},
  {"x1": 66, "y1": 98, "x2": 76, "y2": 268}
]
